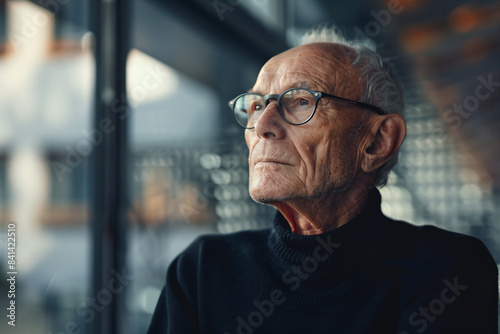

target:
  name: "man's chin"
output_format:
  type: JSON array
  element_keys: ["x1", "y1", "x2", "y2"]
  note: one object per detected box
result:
[
  {"x1": 249, "y1": 188, "x2": 290, "y2": 205},
  {"x1": 248, "y1": 174, "x2": 297, "y2": 204},
  {"x1": 250, "y1": 196, "x2": 277, "y2": 205}
]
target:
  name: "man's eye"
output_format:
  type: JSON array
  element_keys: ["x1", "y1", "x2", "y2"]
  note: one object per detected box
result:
[
  {"x1": 299, "y1": 98, "x2": 309, "y2": 105},
  {"x1": 254, "y1": 104, "x2": 263, "y2": 110}
]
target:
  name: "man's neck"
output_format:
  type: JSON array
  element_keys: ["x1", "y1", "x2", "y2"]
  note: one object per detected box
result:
[{"x1": 273, "y1": 181, "x2": 373, "y2": 235}]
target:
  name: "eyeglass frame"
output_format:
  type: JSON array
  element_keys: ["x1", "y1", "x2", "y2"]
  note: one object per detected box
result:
[{"x1": 228, "y1": 87, "x2": 385, "y2": 129}]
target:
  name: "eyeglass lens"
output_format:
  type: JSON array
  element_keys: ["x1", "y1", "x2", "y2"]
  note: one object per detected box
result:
[{"x1": 233, "y1": 89, "x2": 316, "y2": 128}]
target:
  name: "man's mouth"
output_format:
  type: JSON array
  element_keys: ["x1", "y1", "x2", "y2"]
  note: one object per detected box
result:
[{"x1": 255, "y1": 160, "x2": 290, "y2": 166}]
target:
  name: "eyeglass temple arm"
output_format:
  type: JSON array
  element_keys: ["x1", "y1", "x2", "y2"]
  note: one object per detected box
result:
[{"x1": 321, "y1": 93, "x2": 385, "y2": 115}]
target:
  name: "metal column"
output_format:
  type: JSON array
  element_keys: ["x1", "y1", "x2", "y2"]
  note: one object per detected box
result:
[{"x1": 90, "y1": 0, "x2": 130, "y2": 333}]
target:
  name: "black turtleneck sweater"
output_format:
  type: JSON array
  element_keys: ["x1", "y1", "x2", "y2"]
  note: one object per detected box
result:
[{"x1": 148, "y1": 190, "x2": 498, "y2": 333}]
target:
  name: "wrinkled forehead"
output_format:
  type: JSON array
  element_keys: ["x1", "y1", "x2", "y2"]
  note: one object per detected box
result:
[{"x1": 253, "y1": 43, "x2": 363, "y2": 100}]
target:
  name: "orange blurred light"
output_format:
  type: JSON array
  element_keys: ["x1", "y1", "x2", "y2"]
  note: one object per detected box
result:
[
  {"x1": 401, "y1": 27, "x2": 437, "y2": 53},
  {"x1": 449, "y1": 4, "x2": 480, "y2": 33}
]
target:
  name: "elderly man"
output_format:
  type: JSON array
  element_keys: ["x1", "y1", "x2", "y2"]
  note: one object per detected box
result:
[{"x1": 148, "y1": 29, "x2": 498, "y2": 333}]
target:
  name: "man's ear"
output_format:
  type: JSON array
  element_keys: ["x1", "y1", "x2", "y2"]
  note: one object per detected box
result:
[{"x1": 360, "y1": 114, "x2": 406, "y2": 173}]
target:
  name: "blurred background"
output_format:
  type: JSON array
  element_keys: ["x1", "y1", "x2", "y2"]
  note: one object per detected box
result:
[{"x1": 0, "y1": 0, "x2": 499, "y2": 333}]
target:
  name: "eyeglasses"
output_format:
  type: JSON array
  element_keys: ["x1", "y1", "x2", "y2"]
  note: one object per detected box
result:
[{"x1": 228, "y1": 87, "x2": 385, "y2": 129}]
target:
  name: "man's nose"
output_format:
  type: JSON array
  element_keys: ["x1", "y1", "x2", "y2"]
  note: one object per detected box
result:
[{"x1": 254, "y1": 99, "x2": 285, "y2": 139}]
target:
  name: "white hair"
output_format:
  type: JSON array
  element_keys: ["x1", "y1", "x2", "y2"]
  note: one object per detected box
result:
[{"x1": 301, "y1": 26, "x2": 405, "y2": 187}]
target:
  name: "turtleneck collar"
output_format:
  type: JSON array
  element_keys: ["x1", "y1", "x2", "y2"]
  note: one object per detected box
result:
[{"x1": 267, "y1": 189, "x2": 385, "y2": 265}]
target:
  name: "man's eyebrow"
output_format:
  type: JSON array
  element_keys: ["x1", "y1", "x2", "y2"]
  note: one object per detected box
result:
[
  {"x1": 247, "y1": 82, "x2": 312, "y2": 94},
  {"x1": 292, "y1": 82, "x2": 311, "y2": 90}
]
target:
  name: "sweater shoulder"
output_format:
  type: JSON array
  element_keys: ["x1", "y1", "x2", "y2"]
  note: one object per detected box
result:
[
  {"x1": 383, "y1": 218, "x2": 497, "y2": 275},
  {"x1": 178, "y1": 228, "x2": 271, "y2": 261}
]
